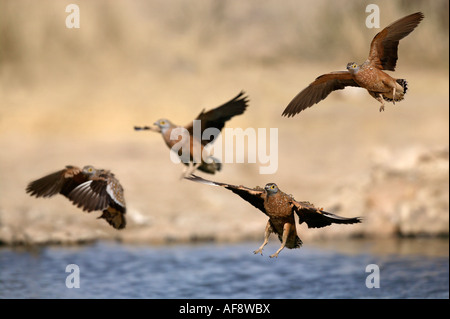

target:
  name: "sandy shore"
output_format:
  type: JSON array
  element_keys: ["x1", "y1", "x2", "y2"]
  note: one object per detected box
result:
[{"x1": 1, "y1": 66, "x2": 448, "y2": 246}]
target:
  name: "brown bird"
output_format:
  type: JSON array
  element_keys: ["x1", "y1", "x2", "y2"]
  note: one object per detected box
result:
[
  {"x1": 135, "y1": 91, "x2": 249, "y2": 178},
  {"x1": 185, "y1": 175, "x2": 361, "y2": 258},
  {"x1": 26, "y1": 165, "x2": 126, "y2": 229},
  {"x1": 282, "y1": 12, "x2": 424, "y2": 116}
]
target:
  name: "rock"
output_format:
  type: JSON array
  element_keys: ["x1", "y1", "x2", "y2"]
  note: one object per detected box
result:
[{"x1": 327, "y1": 147, "x2": 449, "y2": 238}]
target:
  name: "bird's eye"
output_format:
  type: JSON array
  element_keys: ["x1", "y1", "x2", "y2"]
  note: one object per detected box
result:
[
  {"x1": 160, "y1": 121, "x2": 166, "y2": 125},
  {"x1": 271, "y1": 185, "x2": 275, "y2": 189},
  {"x1": 353, "y1": 64, "x2": 357, "y2": 68},
  {"x1": 88, "y1": 167, "x2": 93, "y2": 172}
]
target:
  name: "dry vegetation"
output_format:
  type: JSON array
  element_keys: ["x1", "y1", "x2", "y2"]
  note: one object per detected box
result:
[{"x1": 0, "y1": 0, "x2": 448, "y2": 245}]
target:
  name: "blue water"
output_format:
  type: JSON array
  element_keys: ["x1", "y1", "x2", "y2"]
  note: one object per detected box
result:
[{"x1": 0, "y1": 240, "x2": 448, "y2": 299}]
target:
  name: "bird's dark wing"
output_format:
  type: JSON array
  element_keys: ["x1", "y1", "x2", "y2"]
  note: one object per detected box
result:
[
  {"x1": 26, "y1": 166, "x2": 86, "y2": 198},
  {"x1": 291, "y1": 200, "x2": 362, "y2": 228},
  {"x1": 185, "y1": 174, "x2": 266, "y2": 213},
  {"x1": 68, "y1": 176, "x2": 127, "y2": 229},
  {"x1": 367, "y1": 12, "x2": 424, "y2": 71},
  {"x1": 185, "y1": 91, "x2": 249, "y2": 145},
  {"x1": 68, "y1": 179, "x2": 110, "y2": 212},
  {"x1": 282, "y1": 71, "x2": 360, "y2": 117}
]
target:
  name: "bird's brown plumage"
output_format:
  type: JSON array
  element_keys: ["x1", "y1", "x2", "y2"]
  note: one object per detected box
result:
[
  {"x1": 368, "y1": 12, "x2": 425, "y2": 71},
  {"x1": 282, "y1": 72, "x2": 360, "y2": 115},
  {"x1": 282, "y1": 12, "x2": 424, "y2": 116},
  {"x1": 26, "y1": 165, "x2": 126, "y2": 229},
  {"x1": 185, "y1": 175, "x2": 361, "y2": 258},
  {"x1": 135, "y1": 91, "x2": 249, "y2": 177}
]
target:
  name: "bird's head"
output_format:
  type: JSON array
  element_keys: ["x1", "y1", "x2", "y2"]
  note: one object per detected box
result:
[
  {"x1": 264, "y1": 183, "x2": 279, "y2": 195},
  {"x1": 153, "y1": 119, "x2": 172, "y2": 133},
  {"x1": 82, "y1": 165, "x2": 97, "y2": 177},
  {"x1": 346, "y1": 62, "x2": 360, "y2": 74}
]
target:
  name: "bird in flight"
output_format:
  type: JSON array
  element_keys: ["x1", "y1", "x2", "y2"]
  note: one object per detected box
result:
[
  {"x1": 185, "y1": 174, "x2": 361, "y2": 258},
  {"x1": 282, "y1": 12, "x2": 424, "y2": 116},
  {"x1": 26, "y1": 165, "x2": 126, "y2": 229},
  {"x1": 135, "y1": 91, "x2": 249, "y2": 178}
]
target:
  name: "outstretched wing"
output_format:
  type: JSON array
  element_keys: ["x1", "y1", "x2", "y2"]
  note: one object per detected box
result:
[
  {"x1": 282, "y1": 71, "x2": 360, "y2": 117},
  {"x1": 291, "y1": 200, "x2": 361, "y2": 228},
  {"x1": 26, "y1": 166, "x2": 85, "y2": 198},
  {"x1": 68, "y1": 176, "x2": 126, "y2": 212},
  {"x1": 185, "y1": 91, "x2": 249, "y2": 145},
  {"x1": 368, "y1": 12, "x2": 424, "y2": 71},
  {"x1": 184, "y1": 174, "x2": 266, "y2": 214},
  {"x1": 67, "y1": 175, "x2": 127, "y2": 230},
  {"x1": 67, "y1": 179, "x2": 110, "y2": 212}
]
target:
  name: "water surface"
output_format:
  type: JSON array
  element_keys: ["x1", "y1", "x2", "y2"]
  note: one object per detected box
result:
[{"x1": 0, "y1": 239, "x2": 448, "y2": 299}]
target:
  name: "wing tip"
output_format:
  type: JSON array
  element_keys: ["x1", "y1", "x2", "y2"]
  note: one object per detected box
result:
[
  {"x1": 320, "y1": 210, "x2": 363, "y2": 225},
  {"x1": 282, "y1": 104, "x2": 301, "y2": 118},
  {"x1": 184, "y1": 174, "x2": 221, "y2": 187},
  {"x1": 235, "y1": 90, "x2": 250, "y2": 109},
  {"x1": 414, "y1": 11, "x2": 425, "y2": 20},
  {"x1": 281, "y1": 108, "x2": 297, "y2": 118}
]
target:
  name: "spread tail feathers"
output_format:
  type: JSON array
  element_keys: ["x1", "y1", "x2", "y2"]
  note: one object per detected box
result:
[
  {"x1": 383, "y1": 79, "x2": 408, "y2": 102},
  {"x1": 98, "y1": 207, "x2": 126, "y2": 230}
]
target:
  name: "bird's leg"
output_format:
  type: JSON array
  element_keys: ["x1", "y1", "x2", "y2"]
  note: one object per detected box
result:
[
  {"x1": 376, "y1": 93, "x2": 385, "y2": 112},
  {"x1": 392, "y1": 86, "x2": 396, "y2": 105},
  {"x1": 181, "y1": 161, "x2": 201, "y2": 179},
  {"x1": 180, "y1": 163, "x2": 194, "y2": 180},
  {"x1": 180, "y1": 164, "x2": 189, "y2": 180},
  {"x1": 270, "y1": 223, "x2": 292, "y2": 258},
  {"x1": 253, "y1": 221, "x2": 272, "y2": 255}
]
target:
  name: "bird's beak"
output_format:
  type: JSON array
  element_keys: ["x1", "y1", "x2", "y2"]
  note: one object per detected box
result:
[
  {"x1": 133, "y1": 124, "x2": 160, "y2": 132},
  {"x1": 152, "y1": 122, "x2": 162, "y2": 132}
]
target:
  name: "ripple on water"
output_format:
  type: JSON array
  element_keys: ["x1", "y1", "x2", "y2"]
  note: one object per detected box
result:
[{"x1": 0, "y1": 239, "x2": 448, "y2": 299}]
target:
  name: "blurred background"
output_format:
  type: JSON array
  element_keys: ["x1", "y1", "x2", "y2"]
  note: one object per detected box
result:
[{"x1": 0, "y1": 0, "x2": 448, "y2": 246}]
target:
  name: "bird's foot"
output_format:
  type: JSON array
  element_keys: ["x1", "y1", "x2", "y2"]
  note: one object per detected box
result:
[
  {"x1": 269, "y1": 252, "x2": 279, "y2": 258},
  {"x1": 253, "y1": 248, "x2": 263, "y2": 256},
  {"x1": 379, "y1": 104, "x2": 385, "y2": 112}
]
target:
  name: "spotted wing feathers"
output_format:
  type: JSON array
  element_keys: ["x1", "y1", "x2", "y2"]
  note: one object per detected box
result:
[{"x1": 26, "y1": 166, "x2": 126, "y2": 230}]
